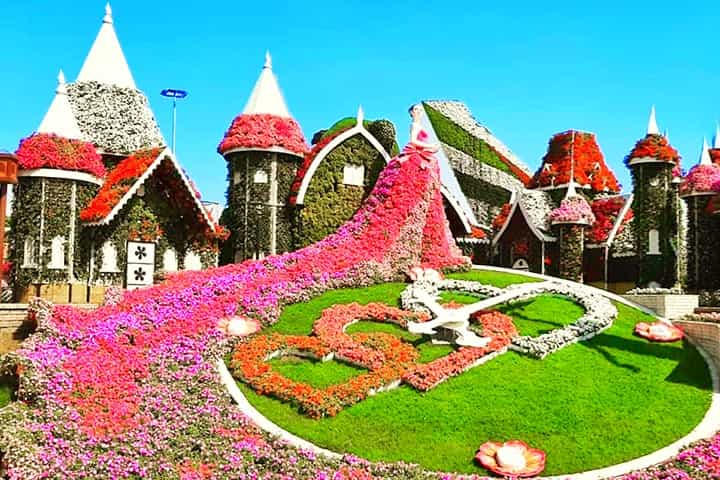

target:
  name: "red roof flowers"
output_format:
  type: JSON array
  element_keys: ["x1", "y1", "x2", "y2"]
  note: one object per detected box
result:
[
  {"x1": 531, "y1": 131, "x2": 620, "y2": 193},
  {"x1": 588, "y1": 196, "x2": 633, "y2": 244},
  {"x1": 625, "y1": 134, "x2": 680, "y2": 165},
  {"x1": 218, "y1": 113, "x2": 307, "y2": 156},
  {"x1": 16, "y1": 133, "x2": 106, "y2": 178},
  {"x1": 80, "y1": 148, "x2": 161, "y2": 222}
]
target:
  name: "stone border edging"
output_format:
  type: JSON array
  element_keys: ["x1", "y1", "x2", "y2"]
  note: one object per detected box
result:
[
  {"x1": 220, "y1": 266, "x2": 720, "y2": 479},
  {"x1": 217, "y1": 359, "x2": 341, "y2": 459}
]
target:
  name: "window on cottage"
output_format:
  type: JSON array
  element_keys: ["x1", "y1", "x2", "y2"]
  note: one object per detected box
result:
[
  {"x1": 48, "y1": 236, "x2": 66, "y2": 269},
  {"x1": 100, "y1": 241, "x2": 119, "y2": 272},
  {"x1": 343, "y1": 164, "x2": 365, "y2": 186},
  {"x1": 184, "y1": 251, "x2": 202, "y2": 271},
  {"x1": 233, "y1": 171, "x2": 242, "y2": 185},
  {"x1": 22, "y1": 237, "x2": 38, "y2": 268},
  {"x1": 163, "y1": 248, "x2": 178, "y2": 272},
  {"x1": 253, "y1": 170, "x2": 268, "y2": 184},
  {"x1": 648, "y1": 229, "x2": 661, "y2": 254}
]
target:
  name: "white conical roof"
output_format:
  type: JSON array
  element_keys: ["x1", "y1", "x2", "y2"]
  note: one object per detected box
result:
[
  {"x1": 647, "y1": 105, "x2": 659, "y2": 135},
  {"x1": 242, "y1": 51, "x2": 291, "y2": 117},
  {"x1": 700, "y1": 137, "x2": 712, "y2": 165},
  {"x1": 37, "y1": 70, "x2": 84, "y2": 139},
  {"x1": 76, "y1": 3, "x2": 136, "y2": 88},
  {"x1": 714, "y1": 124, "x2": 720, "y2": 149}
]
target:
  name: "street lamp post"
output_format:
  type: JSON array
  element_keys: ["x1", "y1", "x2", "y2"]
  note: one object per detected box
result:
[{"x1": 160, "y1": 89, "x2": 188, "y2": 153}]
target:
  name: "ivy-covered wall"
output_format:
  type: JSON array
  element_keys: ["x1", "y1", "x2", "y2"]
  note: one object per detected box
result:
[
  {"x1": 556, "y1": 224, "x2": 585, "y2": 282},
  {"x1": 685, "y1": 195, "x2": 720, "y2": 291},
  {"x1": 10, "y1": 177, "x2": 99, "y2": 292},
  {"x1": 224, "y1": 152, "x2": 298, "y2": 260},
  {"x1": 630, "y1": 163, "x2": 678, "y2": 286},
  {"x1": 294, "y1": 134, "x2": 386, "y2": 247},
  {"x1": 88, "y1": 168, "x2": 218, "y2": 285}
]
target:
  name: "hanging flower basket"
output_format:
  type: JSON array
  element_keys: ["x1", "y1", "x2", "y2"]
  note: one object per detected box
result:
[
  {"x1": 475, "y1": 440, "x2": 546, "y2": 478},
  {"x1": 634, "y1": 321, "x2": 684, "y2": 342}
]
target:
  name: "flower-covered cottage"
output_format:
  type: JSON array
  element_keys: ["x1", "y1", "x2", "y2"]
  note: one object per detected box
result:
[
  {"x1": 490, "y1": 108, "x2": 684, "y2": 292},
  {"x1": 10, "y1": 5, "x2": 222, "y2": 303}
]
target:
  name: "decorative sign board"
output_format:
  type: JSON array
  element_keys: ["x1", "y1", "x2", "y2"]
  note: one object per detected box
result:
[{"x1": 126, "y1": 241, "x2": 155, "y2": 290}]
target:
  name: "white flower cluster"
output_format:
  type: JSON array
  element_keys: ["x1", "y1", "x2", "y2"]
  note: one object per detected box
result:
[
  {"x1": 401, "y1": 275, "x2": 617, "y2": 359},
  {"x1": 443, "y1": 144, "x2": 524, "y2": 193},
  {"x1": 626, "y1": 286, "x2": 684, "y2": 295},
  {"x1": 424, "y1": 100, "x2": 533, "y2": 176},
  {"x1": 506, "y1": 282, "x2": 617, "y2": 358},
  {"x1": 518, "y1": 190, "x2": 556, "y2": 233},
  {"x1": 68, "y1": 81, "x2": 165, "y2": 155}
]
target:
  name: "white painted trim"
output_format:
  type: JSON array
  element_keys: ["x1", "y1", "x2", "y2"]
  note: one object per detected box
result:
[
  {"x1": 294, "y1": 124, "x2": 391, "y2": 205},
  {"x1": 627, "y1": 156, "x2": 674, "y2": 166},
  {"x1": 18, "y1": 168, "x2": 103, "y2": 185},
  {"x1": 440, "y1": 185, "x2": 472, "y2": 234},
  {"x1": 604, "y1": 194, "x2": 634, "y2": 248},
  {"x1": 223, "y1": 145, "x2": 304, "y2": 158},
  {"x1": 492, "y1": 199, "x2": 556, "y2": 246},
  {"x1": 83, "y1": 148, "x2": 216, "y2": 231},
  {"x1": 534, "y1": 182, "x2": 592, "y2": 191}
]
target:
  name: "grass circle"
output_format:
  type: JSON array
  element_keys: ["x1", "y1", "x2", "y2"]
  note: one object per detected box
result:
[{"x1": 233, "y1": 270, "x2": 713, "y2": 476}]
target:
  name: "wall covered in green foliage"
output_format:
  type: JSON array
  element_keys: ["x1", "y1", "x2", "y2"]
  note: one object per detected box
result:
[{"x1": 294, "y1": 134, "x2": 386, "y2": 247}]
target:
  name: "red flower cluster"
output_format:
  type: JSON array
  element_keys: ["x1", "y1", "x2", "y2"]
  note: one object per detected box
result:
[
  {"x1": 288, "y1": 126, "x2": 353, "y2": 205},
  {"x1": 492, "y1": 203, "x2": 512, "y2": 231},
  {"x1": 625, "y1": 134, "x2": 680, "y2": 165},
  {"x1": 61, "y1": 337, "x2": 149, "y2": 440},
  {"x1": 402, "y1": 311, "x2": 517, "y2": 391},
  {"x1": 232, "y1": 330, "x2": 417, "y2": 418},
  {"x1": 511, "y1": 238, "x2": 529, "y2": 258},
  {"x1": 16, "y1": 133, "x2": 106, "y2": 177},
  {"x1": 218, "y1": 113, "x2": 308, "y2": 156},
  {"x1": 531, "y1": 131, "x2": 620, "y2": 193},
  {"x1": 710, "y1": 148, "x2": 720, "y2": 165},
  {"x1": 588, "y1": 196, "x2": 633, "y2": 243},
  {"x1": 79, "y1": 149, "x2": 161, "y2": 222},
  {"x1": 470, "y1": 226, "x2": 487, "y2": 239}
]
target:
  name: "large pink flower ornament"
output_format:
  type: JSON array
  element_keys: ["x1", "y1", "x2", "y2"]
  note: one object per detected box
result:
[
  {"x1": 476, "y1": 440, "x2": 546, "y2": 478},
  {"x1": 634, "y1": 321, "x2": 684, "y2": 342},
  {"x1": 217, "y1": 316, "x2": 261, "y2": 337}
]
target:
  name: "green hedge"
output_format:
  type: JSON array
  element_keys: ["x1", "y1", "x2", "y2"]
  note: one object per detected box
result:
[
  {"x1": 422, "y1": 103, "x2": 516, "y2": 177},
  {"x1": 294, "y1": 135, "x2": 386, "y2": 247}
]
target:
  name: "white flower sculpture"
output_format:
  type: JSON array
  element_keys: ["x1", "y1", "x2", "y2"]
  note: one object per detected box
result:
[{"x1": 401, "y1": 272, "x2": 617, "y2": 358}]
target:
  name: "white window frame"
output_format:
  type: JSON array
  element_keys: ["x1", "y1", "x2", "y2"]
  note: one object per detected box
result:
[
  {"x1": 342, "y1": 164, "x2": 365, "y2": 187},
  {"x1": 647, "y1": 229, "x2": 661, "y2": 255},
  {"x1": 47, "y1": 236, "x2": 66, "y2": 269}
]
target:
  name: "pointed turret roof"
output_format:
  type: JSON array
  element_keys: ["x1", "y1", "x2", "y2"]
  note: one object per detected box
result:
[
  {"x1": 76, "y1": 3, "x2": 136, "y2": 88},
  {"x1": 242, "y1": 51, "x2": 291, "y2": 117},
  {"x1": 625, "y1": 109, "x2": 680, "y2": 166},
  {"x1": 700, "y1": 137, "x2": 712, "y2": 165},
  {"x1": 218, "y1": 53, "x2": 307, "y2": 156},
  {"x1": 531, "y1": 130, "x2": 620, "y2": 193},
  {"x1": 714, "y1": 124, "x2": 720, "y2": 149},
  {"x1": 647, "y1": 106, "x2": 659, "y2": 135},
  {"x1": 37, "y1": 70, "x2": 84, "y2": 140}
]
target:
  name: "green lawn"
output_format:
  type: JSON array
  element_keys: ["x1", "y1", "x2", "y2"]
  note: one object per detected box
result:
[
  {"x1": 268, "y1": 357, "x2": 367, "y2": 389},
  {"x1": 0, "y1": 376, "x2": 15, "y2": 409},
  {"x1": 235, "y1": 269, "x2": 713, "y2": 476}
]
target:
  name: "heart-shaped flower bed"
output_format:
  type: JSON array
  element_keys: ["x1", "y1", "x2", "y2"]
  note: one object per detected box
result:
[{"x1": 231, "y1": 303, "x2": 519, "y2": 416}]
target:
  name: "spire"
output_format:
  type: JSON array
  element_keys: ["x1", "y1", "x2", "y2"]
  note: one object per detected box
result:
[
  {"x1": 76, "y1": 3, "x2": 136, "y2": 89},
  {"x1": 664, "y1": 129, "x2": 669, "y2": 142},
  {"x1": 37, "y1": 69, "x2": 84, "y2": 139},
  {"x1": 700, "y1": 137, "x2": 712, "y2": 165},
  {"x1": 714, "y1": 123, "x2": 720, "y2": 149},
  {"x1": 647, "y1": 105, "x2": 659, "y2": 135},
  {"x1": 242, "y1": 51, "x2": 291, "y2": 117},
  {"x1": 356, "y1": 105, "x2": 364, "y2": 125}
]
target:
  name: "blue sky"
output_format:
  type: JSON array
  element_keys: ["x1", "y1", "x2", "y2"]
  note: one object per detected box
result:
[{"x1": 1, "y1": 1, "x2": 719, "y2": 203}]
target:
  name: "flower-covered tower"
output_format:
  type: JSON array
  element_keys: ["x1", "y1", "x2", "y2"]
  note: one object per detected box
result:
[
  {"x1": 530, "y1": 130, "x2": 620, "y2": 203},
  {"x1": 680, "y1": 138, "x2": 720, "y2": 291},
  {"x1": 218, "y1": 52, "x2": 308, "y2": 261},
  {"x1": 11, "y1": 70, "x2": 106, "y2": 301},
  {"x1": 549, "y1": 185, "x2": 595, "y2": 282},
  {"x1": 625, "y1": 107, "x2": 681, "y2": 287}
]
